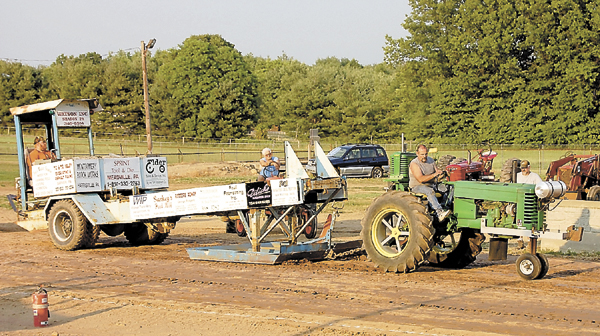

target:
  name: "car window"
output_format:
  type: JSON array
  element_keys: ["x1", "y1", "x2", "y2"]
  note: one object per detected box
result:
[
  {"x1": 376, "y1": 148, "x2": 386, "y2": 157},
  {"x1": 361, "y1": 148, "x2": 377, "y2": 159},
  {"x1": 345, "y1": 148, "x2": 360, "y2": 159},
  {"x1": 328, "y1": 147, "x2": 346, "y2": 159}
]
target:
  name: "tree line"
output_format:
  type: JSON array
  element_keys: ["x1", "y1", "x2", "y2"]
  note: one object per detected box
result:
[{"x1": 2, "y1": 0, "x2": 599, "y2": 144}]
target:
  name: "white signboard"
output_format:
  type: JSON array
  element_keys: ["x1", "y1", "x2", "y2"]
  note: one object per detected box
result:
[
  {"x1": 220, "y1": 184, "x2": 247, "y2": 211},
  {"x1": 55, "y1": 101, "x2": 91, "y2": 127},
  {"x1": 73, "y1": 158, "x2": 102, "y2": 192},
  {"x1": 271, "y1": 178, "x2": 302, "y2": 206},
  {"x1": 130, "y1": 183, "x2": 248, "y2": 219},
  {"x1": 32, "y1": 160, "x2": 76, "y2": 198},
  {"x1": 103, "y1": 157, "x2": 142, "y2": 190},
  {"x1": 130, "y1": 192, "x2": 175, "y2": 219},
  {"x1": 142, "y1": 157, "x2": 169, "y2": 189},
  {"x1": 173, "y1": 189, "x2": 201, "y2": 214}
]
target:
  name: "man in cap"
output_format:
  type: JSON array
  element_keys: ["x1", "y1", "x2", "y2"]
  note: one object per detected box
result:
[
  {"x1": 516, "y1": 160, "x2": 542, "y2": 185},
  {"x1": 515, "y1": 159, "x2": 543, "y2": 249}
]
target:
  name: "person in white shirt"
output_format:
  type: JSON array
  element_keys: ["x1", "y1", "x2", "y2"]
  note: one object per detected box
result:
[
  {"x1": 516, "y1": 160, "x2": 543, "y2": 184},
  {"x1": 515, "y1": 159, "x2": 543, "y2": 249}
]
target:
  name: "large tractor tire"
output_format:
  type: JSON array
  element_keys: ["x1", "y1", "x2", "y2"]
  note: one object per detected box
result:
[
  {"x1": 499, "y1": 158, "x2": 521, "y2": 183},
  {"x1": 360, "y1": 191, "x2": 435, "y2": 273},
  {"x1": 450, "y1": 157, "x2": 466, "y2": 165},
  {"x1": 427, "y1": 228, "x2": 485, "y2": 268},
  {"x1": 124, "y1": 223, "x2": 164, "y2": 246},
  {"x1": 436, "y1": 155, "x2": 456, "y2": 171},
  {"x1": 48, "y1": 200, "x2": 92, "y2": 251}
]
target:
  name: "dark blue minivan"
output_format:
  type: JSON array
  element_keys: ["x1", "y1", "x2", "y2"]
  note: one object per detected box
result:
[{"x1": 306, "y1": 144, "x2": 389, "y2": 178}]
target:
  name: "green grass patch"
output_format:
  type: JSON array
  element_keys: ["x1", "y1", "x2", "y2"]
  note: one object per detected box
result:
[{"x1": 543, "y1": 250, "x2": 600, "y2": 261}]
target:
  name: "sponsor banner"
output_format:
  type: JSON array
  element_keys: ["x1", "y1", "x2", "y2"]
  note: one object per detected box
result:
[
  {"x1": 173, "y1": 189, "x2": 200, "y2": 214},
  {"x1": 130, "y1": 194, "x2": 153, "y2": 219},
  {"x1": 32, "y1": 160, "x2": 76, "y2": 198},
  {"x1": 130, "y1": 192, "x2": 176, "y2": 219},
  {"x1": 103, "y1": 157, "x2": 142, "y2": 190},
  {"x1": 271, "y1": 178, "x2": 302, "y2": 206},
  {"x1": 55, "y1": 101, "x2": 91, "y2": 127},
  {"x1": 142, "y1": 157, "x2": 169, "y2": 189},
  {"x1": 73, "y1": 158, "x2": 102, "y2": 192},
  {"x1": 219, "y1": 184, "x2": 247, "y2": 211},
  {"x1": 246, "y1": 182, "x2": 272, "y2": 208},
  {"x1": 130, "y1": 184, "x2": 248, "y2": 219}
]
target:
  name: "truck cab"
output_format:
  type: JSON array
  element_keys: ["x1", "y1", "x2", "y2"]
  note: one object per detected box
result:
[{"x1": 9, "y1": 99, "x2": 173, "y2": 250}]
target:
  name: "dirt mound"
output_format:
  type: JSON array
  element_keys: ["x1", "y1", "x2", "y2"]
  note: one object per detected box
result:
[{"x1": 168, "y1": 161, "x2": 259, "y2": 178}]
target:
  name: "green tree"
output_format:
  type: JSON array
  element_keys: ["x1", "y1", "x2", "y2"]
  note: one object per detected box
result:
[
  {"x1": 152, "y1": 35, "x2": 259, "y2": 139},
  {"x1": 0, "y1": 61, "x2": 46, "y2": 124},
  {"x1": 385, "y1": 0, "x2": 600, "y2": 144}
]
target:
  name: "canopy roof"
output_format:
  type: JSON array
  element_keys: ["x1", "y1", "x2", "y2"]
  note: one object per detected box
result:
[{"x1": 10, "y1": 99, "x2": 103, "y2": 116}]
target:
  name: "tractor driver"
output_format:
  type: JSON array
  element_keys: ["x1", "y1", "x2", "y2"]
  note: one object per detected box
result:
[
  {"x1": 409, "y1": 144, "x2": 451, "y2": 221},
  {"x1": 258, "y1": 147, "x2": 280, "y2": 182}
]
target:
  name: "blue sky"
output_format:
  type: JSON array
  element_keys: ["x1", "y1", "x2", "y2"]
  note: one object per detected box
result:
[{"x1": 1, "y1": 0, "x2": 411, "y2": 66}]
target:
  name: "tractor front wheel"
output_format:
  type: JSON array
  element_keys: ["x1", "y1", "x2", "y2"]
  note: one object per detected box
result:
[
  {"x1": 516, "y1": 253, "x2": 543, "y2": 280},
  {"x1": 361, "y1": 191, "x2": 434, "y2": 273},
  {"x1": 427, "y1": 228, "x2": 485, "y2": 268}
]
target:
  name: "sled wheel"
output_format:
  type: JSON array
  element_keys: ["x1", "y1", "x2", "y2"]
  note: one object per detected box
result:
[
  {"x1": 516, "y1": 253, "x2": 542, "y2": 280},
  {"x1": 48, "y1": 200, "x2": 90, "y2": 251},
  {"x1": 124, "y1": 223, "x2": 160, "y2": 246},
  {"x1": 361, "y1": 191, "x2": 434, "y2": 273},
  {"x1": 235, "y1": 219, "x2": 247, "y2": 237}
]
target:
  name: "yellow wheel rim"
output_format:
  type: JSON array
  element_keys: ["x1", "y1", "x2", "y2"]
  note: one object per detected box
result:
[{"x1": 370, "y1": 208, "x2": 410, "y2": 258}]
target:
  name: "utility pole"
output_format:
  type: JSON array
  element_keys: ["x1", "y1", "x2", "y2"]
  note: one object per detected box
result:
[{"x1": 142, "y1": 39, "x2": 156, "y2": 154}]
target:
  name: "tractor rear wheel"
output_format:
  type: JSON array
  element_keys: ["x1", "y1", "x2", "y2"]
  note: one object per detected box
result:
[
  {"x1": 500, "y1": 158, "x2": 521, "y2": 183},
  {"x1": 436, "y1": 155, "x2": 455, "y2": 171},
  {"x1": 48, "y1": 200, "x2": 90, "y2": 251},
  {"x1": 427, "y1": 228, "x2": 485, "y2": 268},
  {"x1": 361, "y1": 191, "x2": 434, "y2": 273}
]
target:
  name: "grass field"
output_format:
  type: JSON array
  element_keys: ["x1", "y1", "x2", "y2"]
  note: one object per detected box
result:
[{"x1": 0, "y1": 132, "x2": 596, "y2": 184}]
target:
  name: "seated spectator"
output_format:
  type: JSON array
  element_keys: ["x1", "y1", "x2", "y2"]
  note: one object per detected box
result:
[
  {"x1": 258, "y1": 148, "x2": 280, "y2": 182},
  {"x1": 27, "y1": 136, "x2": 56, "y2": 178}
]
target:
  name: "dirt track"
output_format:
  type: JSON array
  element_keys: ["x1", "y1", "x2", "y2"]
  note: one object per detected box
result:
[{"x1": 2, "y1": 209, "x2": 600, "y2": 336}]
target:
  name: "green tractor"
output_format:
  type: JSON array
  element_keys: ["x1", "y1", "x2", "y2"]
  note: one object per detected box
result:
[{"x1": 361, "y1": 151, "x2": 584, "y2": 280}]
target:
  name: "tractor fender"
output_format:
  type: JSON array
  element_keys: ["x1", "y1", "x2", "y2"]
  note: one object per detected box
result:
[{"x1": 44, "y1": 194, "x2": 138, "y2": 226}]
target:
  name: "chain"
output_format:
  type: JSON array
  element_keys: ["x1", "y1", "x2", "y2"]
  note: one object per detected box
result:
[{"x1": 325, "y1": 247, "x2": 365, "y2": 260}]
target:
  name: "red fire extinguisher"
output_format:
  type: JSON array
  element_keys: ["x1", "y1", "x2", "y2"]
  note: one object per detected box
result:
[{"x1": 32, "y1": 287, "x2": 49, "y2": 327}]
